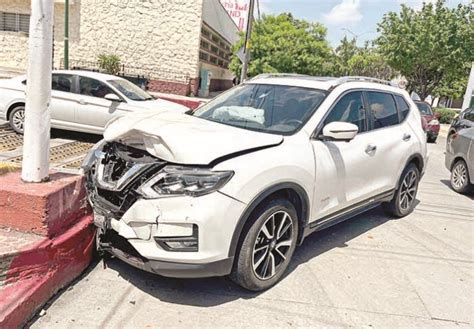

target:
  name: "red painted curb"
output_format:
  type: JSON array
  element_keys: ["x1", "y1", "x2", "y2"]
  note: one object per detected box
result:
[{"x1": 0, "y1": 214, "x2": 95, "y2": 328}]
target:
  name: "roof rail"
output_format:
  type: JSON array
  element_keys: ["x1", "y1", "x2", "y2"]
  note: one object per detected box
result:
[
  {"x1": 332, "y1": 76, "x2": 395, "y2": 87},
  {"x1": 249, "y1": 73, "x2": 309, "y2": 80}
]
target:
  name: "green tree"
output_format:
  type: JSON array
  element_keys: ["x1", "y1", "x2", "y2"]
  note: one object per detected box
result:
[
  {"x1": 376, "y1": 0, "x2": 474, "y2": 100},
  {"x1": 229, "y1": 13, "x2": 333, "y2": 78}
]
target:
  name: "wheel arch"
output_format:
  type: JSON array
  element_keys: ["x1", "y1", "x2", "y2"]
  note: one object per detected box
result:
[
  {"x1": 227, "y1": 182, "x2": 310, "y2": 259},
  {"x1": 6, "y1": 101, "x2": 25, "y2": 120},
  {"x1": 395, "y1": 153, "x2": 425, "y2": 190}
]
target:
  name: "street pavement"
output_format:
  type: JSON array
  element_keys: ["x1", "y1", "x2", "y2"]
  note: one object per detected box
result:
[{"x1": 30, "y1": 136, "x2": 474, "y2": 328}]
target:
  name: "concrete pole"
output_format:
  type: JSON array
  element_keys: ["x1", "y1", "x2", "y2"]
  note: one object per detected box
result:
[
  {"x1": 64, "y1": 0, "x2": 69, "y2": 69},
  {"x1": 21, "y1": 0, "x2": 54, "y2": 182},
  {"x1": 462, "y1": 62, "x2": 474, "y2": 110}
]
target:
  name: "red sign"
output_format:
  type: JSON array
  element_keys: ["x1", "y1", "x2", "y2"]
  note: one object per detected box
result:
[{"x1": 220, "y1": 0, "x2": 249, "y2": 31}]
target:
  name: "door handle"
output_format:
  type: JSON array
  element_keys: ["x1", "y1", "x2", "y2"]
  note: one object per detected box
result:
[
  {"x1": 402, "y1": 133, "x2": 411, "y2": 141},
  {"x1": 365, "y1": 144, "x2": 377, "y2": 154}
]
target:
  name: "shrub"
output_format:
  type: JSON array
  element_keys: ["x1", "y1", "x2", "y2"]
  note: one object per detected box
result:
[
  {"x1": 97, "y1": 54, "x2": 121, "y2": 75},
  {"x1": 433, "y1": 108, "x2": 457, "y2": 124}
]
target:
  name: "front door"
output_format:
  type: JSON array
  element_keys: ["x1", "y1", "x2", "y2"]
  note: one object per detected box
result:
[{"x1": 50, "y1": 73, "x2": 76, "y2": 127}]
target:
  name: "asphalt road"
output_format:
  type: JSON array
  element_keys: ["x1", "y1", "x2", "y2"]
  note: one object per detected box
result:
[{"x1": 32, "y1": 136, "x2": 473, "y2": 328}]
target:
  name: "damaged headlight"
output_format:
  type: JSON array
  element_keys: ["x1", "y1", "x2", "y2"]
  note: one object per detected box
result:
[
  {"x1": 138, "y1": 166, "x2": 234, "y2": 198},
  {"x1": 81, "y1": 139, "x2": 107, "y2": 173}
]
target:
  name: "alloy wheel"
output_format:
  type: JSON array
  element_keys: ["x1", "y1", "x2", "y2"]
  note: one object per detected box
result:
[
  {"x1": 252, "y1": 210, "x2": 294, "y2": 280},
  {"x1": 399, "y1": 169, "x2": 418, "y2": 211},
  {"x1": 12, "y1": 109, "x2": 25, "y2": 132},
  {"x1": 452, "y1": 162, "x2": 467, "y2": 190}
]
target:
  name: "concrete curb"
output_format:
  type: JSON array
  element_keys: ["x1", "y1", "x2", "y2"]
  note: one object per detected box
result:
[{"x1": 0, "y1": 214, "x2": 95, "y2": 327}]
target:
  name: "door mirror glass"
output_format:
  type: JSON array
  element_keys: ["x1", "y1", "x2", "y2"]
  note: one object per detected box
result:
[
  {"x1": 104, "y1": 93, "x2": 122, "y2": 102},
  {"x1": 322, "y1": 122, "x2": 358, "y2": 141}
]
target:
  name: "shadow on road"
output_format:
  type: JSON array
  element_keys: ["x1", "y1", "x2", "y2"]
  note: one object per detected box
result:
[
  {"x1": 439, "y1": 179, "x2": 474, "y2": 200},
  {"x1": 104, "y1": 205, "x2": 397, "y2": 307},
  {"x1": 51, "y1": 128, "x2": 102, "y2": 144}
]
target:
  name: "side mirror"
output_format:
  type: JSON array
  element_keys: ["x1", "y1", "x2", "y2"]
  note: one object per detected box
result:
[
  {"x1": 104, "y1": 93, "x2": 122, "y2": 102},
  {"x1": 321, "y1": 122, "x2": 358, "y2": 141}
]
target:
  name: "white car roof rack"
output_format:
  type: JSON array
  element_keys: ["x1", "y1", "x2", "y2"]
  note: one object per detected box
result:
[{"x1": 332, "y1": 76, "x2": 394, "y2": 87}]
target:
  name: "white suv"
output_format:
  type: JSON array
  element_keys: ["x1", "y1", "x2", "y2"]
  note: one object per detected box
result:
[{"x1": 83, "y1": 75, "x2": 427, "y2": 291}]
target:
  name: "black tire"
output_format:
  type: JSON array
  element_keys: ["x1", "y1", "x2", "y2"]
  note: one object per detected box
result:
[
  {"x1": 427, "y1": 136, "x2": 437, "y2": 143},
  {"x1": 230, "y1": 198, "x2": 298, "y2": 291},
  {"x1": 450, "y1": 159, "x2": 472, "y2": 194},
  {"x1": 383, "y1": 163, "x2": 420, "y2": 218},
  {"x1": 8, "y1": 105, "x2": 25, "y2": 134}
]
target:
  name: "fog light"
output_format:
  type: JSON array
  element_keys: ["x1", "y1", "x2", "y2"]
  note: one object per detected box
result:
[{"x1": 155, "y1": 224, "x2": 198, "y2": 252}]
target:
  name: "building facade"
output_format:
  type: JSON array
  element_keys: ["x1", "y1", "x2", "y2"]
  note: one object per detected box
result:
[{"x1": 0, "y1": 0, "x2": 239, "y2": 96}]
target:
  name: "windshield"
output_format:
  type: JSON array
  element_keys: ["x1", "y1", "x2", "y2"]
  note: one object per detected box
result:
[
  {"x1": 190, "y1": 84, "x2": 327, "y2": 135},
  {"x1": 415, "y1": 102, "x2": 433, "y2": 115},
  {"x1": 107, "y1": 79, "x2": 153, "y2": 101}
]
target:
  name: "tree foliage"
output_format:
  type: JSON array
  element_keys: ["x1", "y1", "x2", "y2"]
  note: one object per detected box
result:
[
  {"x1": 229, "y1": 13, "x2": 333, "y2": 78},
  {"x1": 376, "y1": 0, "x2": 474, "y2": 99}
]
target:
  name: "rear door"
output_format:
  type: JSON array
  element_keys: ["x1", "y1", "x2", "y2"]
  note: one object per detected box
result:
[{"x1": 48, "y1": 73, "x2": 76, "y2": 127}]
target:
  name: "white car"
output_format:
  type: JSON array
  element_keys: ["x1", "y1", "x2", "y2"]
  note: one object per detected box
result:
[
  {"x1": 0, "y1": 70, "x2": 188, "y2": 134},
  {"x1": 83, "y1": 75, "x2": 428, "y2": 291}
]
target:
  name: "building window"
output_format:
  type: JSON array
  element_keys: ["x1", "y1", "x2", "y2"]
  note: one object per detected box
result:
[
  {"x1": 200, "y1": 40, "x2": 209, "y2": 49},
  {"x1": 201, "y1": 27, "x2": 210, "y2": 38},
  {"x1": 211, "y1": 34, "x2": 219, "y2": 43},
  {"x1": 199, "y1": 51, "x2": 209, "y2": 61},
  {"x1": 210, "y1": 45, "x2": 219, "y2": 54},
  {"x1": 0, "y1": 12, "x2": 30, "y2": 34},
  {"x1": 209, "y1": 56, "x2": 218, "y2": 65}
]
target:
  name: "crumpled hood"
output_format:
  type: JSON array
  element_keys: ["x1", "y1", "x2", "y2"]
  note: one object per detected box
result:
[
  {"x1": 126, "y1": 98, "x2": 189, "y2": 113},
  {"x1": 103, "y1": 111, "x2": 283, "y2": 165}
]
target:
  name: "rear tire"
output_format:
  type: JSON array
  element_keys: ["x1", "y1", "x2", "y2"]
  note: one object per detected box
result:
[
  {"x1": 450, "y1": 159, "x2": 472, "y2": 194},
  {"x1": 383, "y1": 163, "x2": 420, "y2": 218},
  {"x1": 230, "y1": 198, "x2": 298, "y2": 291},
  {"x1": 427, "y1": 136, "x2": 437, "y2": 143},
  {"x1": 9, "y1": 105, "x2": 25, "y2": 134}
]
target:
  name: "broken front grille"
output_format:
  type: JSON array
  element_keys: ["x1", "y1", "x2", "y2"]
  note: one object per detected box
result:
[{"x1": 86, "y1": 142, "x2": 164, "y2": 218}]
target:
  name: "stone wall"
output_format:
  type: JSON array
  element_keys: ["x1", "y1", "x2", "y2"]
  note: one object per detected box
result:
[{"x1": 0, "y1": 0, "x2": 204, "y2": 95}]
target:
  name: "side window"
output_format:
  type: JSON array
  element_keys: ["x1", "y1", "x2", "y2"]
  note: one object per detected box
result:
[
  {"x1": 367, "y1": 91, "x2": 399, "y2": 129},
  {"x1": 394, "y1": 95, "x2": 410, "y2": 121},
  {"x1": 79, "y1": 77, "x2": 115, "y2": 98},
  {"x1": 464, "y1": 109, "x2": 474, "y2": 122},
  {"x1": 323, "y1": 91, "x2": 366, "y2": 132},
  {"x1": 52, "y1": 74, "x2": 72, "y2": 92}
]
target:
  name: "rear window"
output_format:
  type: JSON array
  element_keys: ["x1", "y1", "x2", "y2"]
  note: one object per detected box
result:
[
  {"x1": 415, "y1": 102, "x2": 433, "y2": 115},
  {"x1": 394, "y1": 95, "x2": 410, "y2": 121},
  {"x1": 366, "y1": 91, "x2": 399, "y2": 129}
]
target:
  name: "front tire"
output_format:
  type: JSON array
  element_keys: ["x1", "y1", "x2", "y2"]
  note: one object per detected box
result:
[
  {"x1": 450, "y1": 159, "x2": 472, "y2": 194},
  {"x1": 230, "y1": 198, "x2": 298, "y2": 291},
  {"x1": 383, "y1": 163, "x2": 420, "y2": 218},
  {"x1": 9, "y1": 105, "x2": 25, "y2": 134}
]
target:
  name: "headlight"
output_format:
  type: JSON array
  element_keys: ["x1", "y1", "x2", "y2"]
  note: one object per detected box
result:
[
  {"x1": 428, "y1": 119, "x2": 439, "y2": 125},
  {"x1": 81, "y1": 139, "x2": 106, "y2": 172},
  {"x1": 138, "y1": 166, "x2": 233, "y2": 198}
]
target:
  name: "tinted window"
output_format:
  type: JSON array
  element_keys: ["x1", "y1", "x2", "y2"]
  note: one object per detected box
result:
[
  {"x1": 367, "y1": 92, "x2": 399, "y2": 129},
  {"x1": 395, "y1": 95, "x2": 410, "y2": 120},
  {"x1": 464, "y1": 109, "x2": 474, "y2": 122},
  {"x1": 52, "y1": 74, "x2": 72, "y2": 92},
  {"x1": 79, "y1": 77, "x2": 115, "y2": 98},
  {"x1": 191, "y1": 84, "x2": 327, "y2": 135},
  {"x1": 415, "y1": 102, "x2": 432, "y2": 115},
  {"x1": 323, "y1": 91, "x2": 366, "y2": 132}
]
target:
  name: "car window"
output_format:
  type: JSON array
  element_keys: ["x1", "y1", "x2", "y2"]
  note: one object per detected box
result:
[
  {"x1": 394, "y1": 95, "x2": 410, "y2": 121},
  {"x1": 52, "y1": 74, "x2": 72, "y2": 92},
  {"x1": 415, "y1": 102, "x2": 432, "y2": 115},
  {"x1": 191, "y1": 84, "x2": 327, "y2": 135},
  {"x1": 464, "y1": 109, "x2": 474, "y2": 122},
  {"x1": 79, "y1": 77, "x2": 115, "y2": 99},
  {"x1": 323, "y1": 91, "x2": 366, "y2": 132},
  {"x1": 367, "y1": 91, "x2": 399, "y2": 129}
]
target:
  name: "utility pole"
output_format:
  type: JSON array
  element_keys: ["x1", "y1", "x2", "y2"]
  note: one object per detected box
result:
[
  {"x1": 240, "y1": 0, "x2": 255, "y2": 83},
  {"x1": 22, "y1": 0, "x2": 54, "y2": 182},
  {"x1": 64, "y1": 0, "x2": 69, "y2": 69}
]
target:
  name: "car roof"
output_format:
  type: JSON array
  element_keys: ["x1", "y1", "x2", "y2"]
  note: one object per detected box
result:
[
  {"x1": 247, "y1": 74, "x2": 406, "y2": 94},
  {"x1": 52, "y1": 70, "x2": 126, "y2": 81}
]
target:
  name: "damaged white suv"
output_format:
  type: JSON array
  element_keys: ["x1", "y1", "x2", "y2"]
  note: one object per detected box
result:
[{"x1": 83, "y1": 75, "x2": 427, "y2": 291}]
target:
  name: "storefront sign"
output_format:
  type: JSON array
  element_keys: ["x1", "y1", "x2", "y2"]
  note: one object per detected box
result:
[{"x1": 220, "y1": 0, "x2": 249, "y2": 31}]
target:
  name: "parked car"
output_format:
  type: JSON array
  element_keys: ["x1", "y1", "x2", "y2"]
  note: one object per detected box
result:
[
  {"x1": 0, "y1": 70, "x2": 188, "y2": 134},
  {"x1": 445, "y1": 126, "x2": 474, "y2": 194},
  {"x1": 448, "y1": 107, "x2": 474, "y2": 140},
  {"x1": 83, "y1": 75, "x2": 427, "y2": 291},
  {"x1": 414, "y1": 101, "x2": 440, "y2": 143}
]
